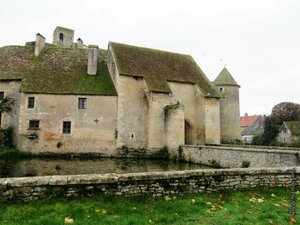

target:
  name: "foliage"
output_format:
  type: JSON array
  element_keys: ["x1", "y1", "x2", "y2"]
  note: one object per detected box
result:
[
  {"x1": 152, "y1": 146, "x2": 170, "y2": 159},
  {"x1": 0, "y1": 147, "x2": 31, "y2": 160},
  {"x1": 241, "y1": 160, "x2": 250, "y2": 168},
  {"x1": 221, "y1": 138, "x2": 243, "y2": 145},
  {"x1": 0, "y1": 187, "x2": 296, "y2": 224},
  {"x1": 252, "y1": 102, "x2": 300, "y2": 146},
  {"x1": 259, "y1": 115, "x2": 281, "y2": 145},
  {"x1": 56, "y1": 142, "x2": 63, "y2": 148},
  {"x1": 164, "y1": 101, "x2": 181, "y2": 120},
  {"x1": 0, "y1": 127, "x2": 13, "y2": 147},
  {"x1": 208, "y1": 159, "x2": 221, "y2": 168},
  {"x1": 271, "y1": 102, "x2": 300, "y2": 123},
  {"x1": 177, "y1": 146, "x2": 184, "y2": 161},
  {"x1": 0, "y1": 96, "x2": 14, "y2": 113}
]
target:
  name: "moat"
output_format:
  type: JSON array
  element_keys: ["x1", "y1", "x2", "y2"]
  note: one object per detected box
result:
[{"x1": 0, "y1": 158, "x2": 210, "y2": 178}]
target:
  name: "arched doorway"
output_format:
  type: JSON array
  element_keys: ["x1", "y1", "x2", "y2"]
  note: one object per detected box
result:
[{"x1": 185, "y1": 120, "x2": 193, "y2": 145}]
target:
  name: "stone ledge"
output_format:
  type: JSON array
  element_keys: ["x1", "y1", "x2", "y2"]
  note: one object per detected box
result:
[
  {"x1": 190, "y1": 145, "x2": 300, "y2": 155},
  {"x1": 1, "y1": 167, "x2": 298, "y2": 188}
]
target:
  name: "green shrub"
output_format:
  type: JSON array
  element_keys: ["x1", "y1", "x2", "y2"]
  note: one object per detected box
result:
[
  {"x1": 152, "y1": 146, "x2": 169, "y2": 159},
  {"x1": 0, "y1": 127, "x2": 13, "y2": 147},
  {"x1": 208, "y1": 159, "x2": 221, "y2": 168},
  {"x1": 241, "y1": 160, "x2": 250, "y2": 168},
  {"x1": 221, "y1": 138, "x2": 243, "y2": 145}
]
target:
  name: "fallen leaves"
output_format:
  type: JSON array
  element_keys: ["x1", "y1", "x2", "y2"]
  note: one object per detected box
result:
[
  {"x1": 207, "y1": 203, "x2": 225, "y2": 212},
  {"x1": 248, "y1": 193, "x2": 264, "y2": 203},
  {"x1": 290, "y1": 217, "x2": 296, "y2": 224},
  {"x1": 64, "y1": 217, "x2": 74, "y2": 224},
  {"x1": 164, "y1": 195, "x2": 176, "y2": 202}
]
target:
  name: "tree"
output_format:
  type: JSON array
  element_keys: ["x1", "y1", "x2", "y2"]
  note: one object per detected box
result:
[
  {"x1": 253, "y1": 102, "x2": 300, "y2": 146},
  {"x1": 271, "y1": 102, "x2": 300, "y2": 123},
  {"x1": 0, "y1": 96, "x2": 14, "y2": 113}
]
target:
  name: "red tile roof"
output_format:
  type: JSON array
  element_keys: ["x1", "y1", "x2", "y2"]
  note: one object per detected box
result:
[{"x1": 240, "y1": 115, "x2": 260, "y2": 127}]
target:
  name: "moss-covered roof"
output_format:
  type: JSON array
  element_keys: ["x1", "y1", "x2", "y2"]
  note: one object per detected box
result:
[
  {"x1": 285, "y1": 121, "x2": 300, "y2": 136},
  {"x1": 110, "y1": 42, "x2": 220, "y2": 97},
  {"x1": 0, "y1": 45, "x2": 117, "y2": 95},
  {"x1": 214, "y1": 68, "x2": 240, "y2": 87}
]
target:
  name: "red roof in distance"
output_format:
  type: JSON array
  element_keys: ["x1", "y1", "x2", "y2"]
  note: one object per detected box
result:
[{"x1": 240, "y1": 115, "x2": 260, "y2": 127}]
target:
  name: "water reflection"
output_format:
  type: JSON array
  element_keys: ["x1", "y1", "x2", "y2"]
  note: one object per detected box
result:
[{"x1": 1, "y1": 158, "x2": 210, "y2": 178}]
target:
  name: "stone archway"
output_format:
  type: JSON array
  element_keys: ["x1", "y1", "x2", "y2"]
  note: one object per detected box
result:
[{"x1": 184, "y1": 120, "x2": 193, "y2": 145}]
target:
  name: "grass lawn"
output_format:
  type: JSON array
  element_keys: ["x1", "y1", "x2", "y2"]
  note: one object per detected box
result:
[{"x1": 0, "y1": 187, "x2": 298, "y2": 225}]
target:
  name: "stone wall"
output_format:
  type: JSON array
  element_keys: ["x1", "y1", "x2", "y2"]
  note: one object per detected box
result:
[
  {"x1": 17, "y1": 93, "x2": 117, "y2": 154},
  {"x1": 0, "y1": 167, "x2": 297, "y2": 202},
  {"x1": 204, "y1": 98, "x2": 220, "y2": 144},
  {"x1": 168, "y1": 82, "x2": 206, "y2": 145},
  {"x1": 181, "y1": 145, "x2": 300, "y2": 168},
  {"x1": 0, "y1": 81, "x2": 21, "y2": 145},
  {"x1": 218, "y1": 85, "x2": 241, "y2": 140},
  {"x1": 116, "y1": 75, "x2": 149, "y2": 149}
]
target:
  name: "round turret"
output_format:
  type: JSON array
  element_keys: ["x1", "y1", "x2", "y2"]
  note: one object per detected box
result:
[{"x1": 214, "y1": 68, "x2": 241, "y2": 141}]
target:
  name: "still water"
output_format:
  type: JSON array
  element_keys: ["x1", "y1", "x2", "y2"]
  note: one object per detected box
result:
[{"x1": 0, "y1": 158, "x2": 210, "y2": 178}]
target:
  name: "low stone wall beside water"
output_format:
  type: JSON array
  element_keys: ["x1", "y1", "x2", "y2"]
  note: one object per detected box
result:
[
  {"x1": 0, "y1": 167, "x2": 298, "y2": 202},
  {"x1": 180, "y1": 145, "x2": 300, "y2": 168}
]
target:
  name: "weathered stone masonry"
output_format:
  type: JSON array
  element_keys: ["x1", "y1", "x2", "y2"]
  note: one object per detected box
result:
[{"x1": 0, "y1": 167, "x2": 298, "y2": 202}]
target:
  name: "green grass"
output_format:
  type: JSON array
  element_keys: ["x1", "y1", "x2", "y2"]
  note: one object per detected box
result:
[{"x1": 0, "y1": 187, "x2": 298, "y2": 224}]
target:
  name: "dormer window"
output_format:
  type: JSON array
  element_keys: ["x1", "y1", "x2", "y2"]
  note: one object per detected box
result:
[{"x1": 59, "y1": 33, "x2": 64, "y2": 41}]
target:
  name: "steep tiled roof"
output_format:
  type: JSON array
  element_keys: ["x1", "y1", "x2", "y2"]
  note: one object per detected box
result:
[
  {"x1": 214, "y1": 68, "x2": 240, "y2": 87},
  {"x1": 110, "y1": 42, "x2": 220, "y2": 97},
  {"x1": 0, "y1": 45, "x2": 117, "y2": 95},
  {"x1": 285, "y1": 121, "x2": 300, "y2": 136},
  {"x1": 240, "y1": 115, "x2": 260, "y2": 127}
]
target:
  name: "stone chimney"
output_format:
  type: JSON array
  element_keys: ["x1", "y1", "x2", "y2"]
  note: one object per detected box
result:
[
  {"x1": 87, "y1": 45, "x2": 98, "y2": 75},
  {"x1": 77, "y1": 38, "x2": 83, "y2": 49},
  {"x1": 34, "y1": 33, "x2": 46, "y2": 56}
]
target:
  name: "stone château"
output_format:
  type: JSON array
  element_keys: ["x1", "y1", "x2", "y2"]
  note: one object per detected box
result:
[{"x1": 0, "y1": 26, "x2": 241, "y2": 155}]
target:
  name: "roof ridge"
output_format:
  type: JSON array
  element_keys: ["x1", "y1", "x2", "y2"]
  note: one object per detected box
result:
[{"x1": 109, "y1": 41, "x2": 191, "y2": 57}]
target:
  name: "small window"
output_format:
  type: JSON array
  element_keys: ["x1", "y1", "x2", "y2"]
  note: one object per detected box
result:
[
  {"x1": 78, "y1": 98, "x2": 87, "y2": 109},
  {"x1": 0, "y1": 92, "x2": 4, "y2": 100},
  {"x1": 59, "y1": 33, "x2": 64, "y2": 41},
  {"x1": 28, "y1": 97, "x2": 35, "y2": 108},
  {"x1": 219, "y1": 87, "x2": 224, "y2": 92},
  {"x1": 282, "y1": 126, "x2": 287, "y2": 133},
  {"x1": 63, "y1": 121, "x2": 71, "y2": 134},
  {"x1": 29, "y1": 120, "x2": 40, "y2": 130}
]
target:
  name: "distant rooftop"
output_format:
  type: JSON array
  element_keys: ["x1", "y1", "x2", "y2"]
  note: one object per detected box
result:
[{"x1": 240, "y1": 115, "x2": 260, "y2": 127}]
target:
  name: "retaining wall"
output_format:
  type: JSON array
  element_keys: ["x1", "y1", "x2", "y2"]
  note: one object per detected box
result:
[
  {"x1": 181, "y1": 145, "x2": 300, "y2": 168},
  {"x1": 0, "y1": 167, "x2": 298, "y2": 202}
]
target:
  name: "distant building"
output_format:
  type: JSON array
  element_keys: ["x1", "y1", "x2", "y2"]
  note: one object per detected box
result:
[
  {"x1": 277, "y1": 121, "x2": 300, "y2": 144},
  {"x1": 240, "y1": 114, "x2": 264, "y2": 143}
]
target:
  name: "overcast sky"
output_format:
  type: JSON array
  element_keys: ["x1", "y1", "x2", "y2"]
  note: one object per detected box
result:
[{"x1": 1, "y1": 0, "x2": 299, "y2": 116}]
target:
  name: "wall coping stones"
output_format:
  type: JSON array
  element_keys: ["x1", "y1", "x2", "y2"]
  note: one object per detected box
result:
[
  {"x1": 184, "y1": 145, "x2": 300, "y2": 155},
  {"x1": 1, "y1": 167, "x2": 299, "y2": 189}
]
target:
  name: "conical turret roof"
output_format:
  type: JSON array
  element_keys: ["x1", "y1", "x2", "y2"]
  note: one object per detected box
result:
[{"x1": 214, "y1": 67, "x2": 240, "y2": 87}]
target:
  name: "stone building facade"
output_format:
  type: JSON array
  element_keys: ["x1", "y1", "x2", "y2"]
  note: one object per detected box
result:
[{"x1": 0, "y1": 26, "x2": 241, "y2": 155}]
